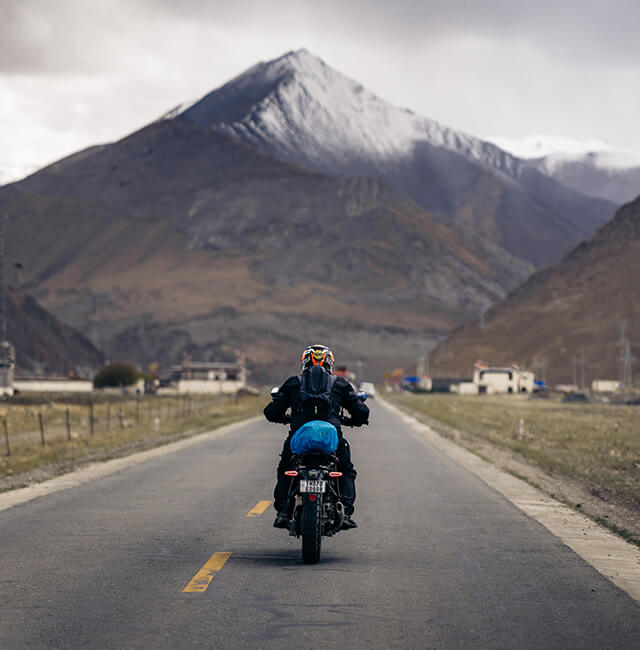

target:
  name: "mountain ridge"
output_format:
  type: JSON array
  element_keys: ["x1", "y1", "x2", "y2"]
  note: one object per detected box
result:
[
  {"x1": 175, "y1": 49, "x2": 615, "y2": 269},
  {"x1": 430, "y1": 194, "x2": 640, "y2": 384},
  {"x1": 5, "y1": 290, "x2": 104, "y2": 376},
  {"x1": 1, "y1": 119, "x2": 530, "y2": 379}
]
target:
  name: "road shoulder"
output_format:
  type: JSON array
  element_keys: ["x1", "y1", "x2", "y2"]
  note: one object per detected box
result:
[
  {"x1": 0, "y1": 417, "x2": 260, "y2": 513},
  {"x1": 380, "y1": 398, "x2": 640, "y2": 604}
]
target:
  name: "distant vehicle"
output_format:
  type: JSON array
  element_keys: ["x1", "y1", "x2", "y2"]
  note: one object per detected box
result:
[
  {"x1": 562, "y1": 392, "x2": 591, "y2": 404},
  {"x1": 401, "y1": 376, "x2": 431, "y2": 393},
  {"x1": 358, "y1": 382, "x2": 376, "y2": 398}
]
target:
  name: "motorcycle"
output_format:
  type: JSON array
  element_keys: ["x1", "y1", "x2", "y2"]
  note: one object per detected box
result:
[
  {"x1": 271, "y1": 387, "x2": 367, "y2": 564},
  {"x1": 284, "y1": 445, "x2": 346, "y2": 564}
]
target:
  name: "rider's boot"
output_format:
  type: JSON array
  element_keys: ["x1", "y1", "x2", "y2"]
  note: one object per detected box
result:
[
  {"x1": 273, "y1": 510, "x2": 290, "y2": 528},
  {"x1": 340, "y1": 477, "x2": 358, "y2": 530},
  {"x1": 273, "y1": 473, "x2": 291, "y2": 528},
  {"x1": 341, "y1": 501, "x2": 358, "y2": 529}
]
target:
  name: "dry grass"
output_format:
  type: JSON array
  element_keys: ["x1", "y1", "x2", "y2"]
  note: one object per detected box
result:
[
  {"x1": 387, "y1": 392, "x2": 640, "y2": 506},
  {"x1": 0, "y1": 393, "x2": 265, "y2": 482}
]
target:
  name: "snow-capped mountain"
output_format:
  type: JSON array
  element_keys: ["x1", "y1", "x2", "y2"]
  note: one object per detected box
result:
[
  {"x1": 486, "y1": 135, "x2": 640, "y2": 203},
  {"x1": 172, "y1": 49, "x2": 615, "y2": 268},
  {"x1": 179, "y1": 49, "x2": 520, "y2": 178},
  {"x1": 0, "y1": 163, "x2": 37, "y2": 186}
]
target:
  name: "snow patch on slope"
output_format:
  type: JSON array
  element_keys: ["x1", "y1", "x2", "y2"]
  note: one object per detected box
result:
[
  {"x1": 177, "y1": 49, "x2": 520, "y2": 176},
  {"x1": 487, "y1": 135, "x2": 640, "y2": 170}
]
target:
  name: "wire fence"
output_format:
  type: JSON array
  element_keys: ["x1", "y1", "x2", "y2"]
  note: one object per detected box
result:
[{"x1": 0, "y1": 393, "x2": 238, "y2": 458}]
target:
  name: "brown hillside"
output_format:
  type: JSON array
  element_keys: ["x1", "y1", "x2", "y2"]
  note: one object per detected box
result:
[
  {"x1": 431, "y1": 196, "x2": 640, "y2": 385},
  {"x1": 1, "y1": 120, "x2": 532, "y2": 380},
  {"x1": 5, "y1": 290, "x2": 104, "y2": 376}
]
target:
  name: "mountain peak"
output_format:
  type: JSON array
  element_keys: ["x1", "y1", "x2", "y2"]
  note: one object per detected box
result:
[
  {"x1": 239, "y1": 47, "x2": 328, "y2": 85},
  {"x1": 178, "y1": 49, "x2": 484, "y2": 170}
]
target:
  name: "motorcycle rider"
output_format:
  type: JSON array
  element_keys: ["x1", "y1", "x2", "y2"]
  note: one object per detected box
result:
[{"x1": 264, "y1": 344, "x2": 369, "y2": 530}]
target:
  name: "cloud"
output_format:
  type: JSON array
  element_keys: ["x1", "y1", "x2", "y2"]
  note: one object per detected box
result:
[
  {"x1": 3, "y1": 0, "x2": 639, "y2": 78},
  {"x1": 1, "y1": 0, "x2": 639, "y2": 169}
]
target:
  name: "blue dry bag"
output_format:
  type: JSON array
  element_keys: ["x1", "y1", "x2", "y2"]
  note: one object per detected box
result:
[{"x1": 290, "y1": 420, "x2": 339, "y2": 455}]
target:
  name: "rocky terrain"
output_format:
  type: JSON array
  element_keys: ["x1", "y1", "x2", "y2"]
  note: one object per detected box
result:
[
  {"x1": 178, "y1": 49, "x2": 615, "y2": 268},
  {"x1": 2, "y1": 49, "x2": 628, "y2": 381},
  {"x1": 4, "y1": 290, "x2": 103, "y2": 376},
  {"x1": 488, "y1": 135, "x2": 640, "y2": 204},
  {"x1": 1, "y1": 119, "x2": 530, "y2": 380}
]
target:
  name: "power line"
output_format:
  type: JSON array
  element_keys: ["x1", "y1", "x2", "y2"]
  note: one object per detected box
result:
[{"x1": 1, "y1": 212, "x2": 7, "y2": 342}]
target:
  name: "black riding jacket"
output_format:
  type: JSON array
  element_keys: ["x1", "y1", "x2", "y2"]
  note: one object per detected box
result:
[{"x1": 264, "y1": 372, "x2": 369, "y2": 436}]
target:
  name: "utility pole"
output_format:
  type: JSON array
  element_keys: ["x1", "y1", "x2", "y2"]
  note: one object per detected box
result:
[
  {"x1": 0, "y1": 212, "x2": 15, "y2": 394},
  {"x1": 1, "y1": 212, "x2": 7, "y2": 342},
  {"x1": 619, "y1": 320, "x2": 633, "y2": 389},
  {"x1": 356, "y1": 360, "x2": 363, "y2": 384}
]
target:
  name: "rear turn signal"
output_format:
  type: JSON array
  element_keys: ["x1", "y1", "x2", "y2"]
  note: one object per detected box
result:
[
  {"x1": 285, "y1": 471, "x2": 298, "y2": 477},
  {"x1": 329, "y1": 472, "x2": 342, "y2": 477}
]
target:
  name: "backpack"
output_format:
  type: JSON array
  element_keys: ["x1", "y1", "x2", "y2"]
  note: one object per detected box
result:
[
  {"x1": 290, "y1": 420, "x2": 339, "y2": 455},
  {"x1": 297, "y1": 366, "x2": 337, "y2": 421}
]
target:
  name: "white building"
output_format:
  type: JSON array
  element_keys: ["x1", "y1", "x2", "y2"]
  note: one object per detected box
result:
[
  {"x1": 0, "y1": 341, "x2": 15, "y2": 396},
  {"x1": 14, "y1": 378, "x2": 93, "y2": 393},
  {"x1": 591, "y1": 380, "x2": 621, "y2": 393},
  {"x1": 473, "y1": 365, "x2": 535, "y2": 394},
  {"x1": 166, "y1": 362, "x2": 247, "y2": 395},
  {"x1": 450, "y1": 382, "x2": 479, "y2": 395}
]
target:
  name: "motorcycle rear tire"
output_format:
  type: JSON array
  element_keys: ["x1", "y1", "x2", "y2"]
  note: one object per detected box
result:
[{"x1": 301, "y1": 495, "x2": 322, "y2": 564}]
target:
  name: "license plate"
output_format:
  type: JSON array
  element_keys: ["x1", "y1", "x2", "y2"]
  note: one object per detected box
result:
[{"x1": 299, "y1": 479, "x2": 326, "y2": 493}]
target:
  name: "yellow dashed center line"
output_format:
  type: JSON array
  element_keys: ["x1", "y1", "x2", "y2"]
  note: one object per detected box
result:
[
  {"x1": 246, "y1": 500, "x2": 272, "y2": 518},
  {"x1": 183, "y1": 552, "x2": 232, "y2": 593}
]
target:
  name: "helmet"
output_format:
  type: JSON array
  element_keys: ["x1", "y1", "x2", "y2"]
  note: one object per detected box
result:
[{"x1": 301, "y1": 344, "x2": 335, "y2": 372}]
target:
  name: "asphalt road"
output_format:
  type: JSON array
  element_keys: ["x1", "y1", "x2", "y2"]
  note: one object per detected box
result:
[{"x1": 1, "y1": 401, "x2": 639, "y2": 649}]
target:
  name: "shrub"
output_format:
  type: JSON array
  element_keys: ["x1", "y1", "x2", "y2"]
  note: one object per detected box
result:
[{"x1": 94, "y1": 362, "x2": 140, "y2": 388}]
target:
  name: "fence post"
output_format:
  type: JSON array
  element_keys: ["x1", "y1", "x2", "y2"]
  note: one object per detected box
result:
[
  {"x1": 119, "y1": 406, "x2": 124, "y2": 429},
  {"x1": 107, "y1": 403, "x2": 111, "y2": 432},
  {"x1": 66, "y1": 408, "x2": 71, "y2": 441},
  {"x1": 3, "y1": 417, "x2": 9, "y2": 456},
  {"x1": 89, "y1": 402, "x2": 94, "y2": 436},
  {"x1": 38, "y1": 411, "x2": 45, "y2": 446},
  {"x1": 136, "y1": 399, "x2": 140, "y2": 423}
]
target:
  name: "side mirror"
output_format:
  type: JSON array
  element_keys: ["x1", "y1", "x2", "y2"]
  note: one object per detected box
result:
[
  {"x1": 270, "y1": 386, "x2": 279, "y2": 396},
  {"x1": 356, "y1": 391, "x2": 367, "y2": 401}
]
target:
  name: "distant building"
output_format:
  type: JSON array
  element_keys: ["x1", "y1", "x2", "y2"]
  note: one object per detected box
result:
[
  {"x1": 14, "y1": 378, "x2": 93, "y2": 393},
  {"x1": 591, "y1": 380, "x2": 621, "y2": 393},
  {"x1": 555, "y1": 384, "x2": 579, "y2": 394},
  {"x1": 0, "y1": 341, "x2": 15, "y2": 396},
  {"x1": 431, "y1": 377, "x2": 472, "y2": 393},
  {"x1": 450, "y1": 382, "x2": 479, "y2": 395},
  {"x1": 167, "y1": 361, "x2": 247, "y2": 394},
  {"x1": 473, "y1": 364, "x2": 535, "y2": 394}
]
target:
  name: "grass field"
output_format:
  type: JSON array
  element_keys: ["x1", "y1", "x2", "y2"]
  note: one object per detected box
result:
[
  {"x1": 387, "y1": 392, "x2": 640, "y2": 507},
  {"x1": 0, "y1": 392, "x2": 266, "y2": 483}
]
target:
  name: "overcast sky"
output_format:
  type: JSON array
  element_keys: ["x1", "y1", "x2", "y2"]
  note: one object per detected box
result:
[{"x1": 2, "y1": 0, "x2": 640, "y2": 177}]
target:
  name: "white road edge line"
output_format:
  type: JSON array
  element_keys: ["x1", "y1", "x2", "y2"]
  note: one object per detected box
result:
[
  {"x1": 0, "y1": 416, "x2": 261, "y2": 513},
  {"x1": 380, "y1": 399, "x2": 640, "y2": 604}
]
